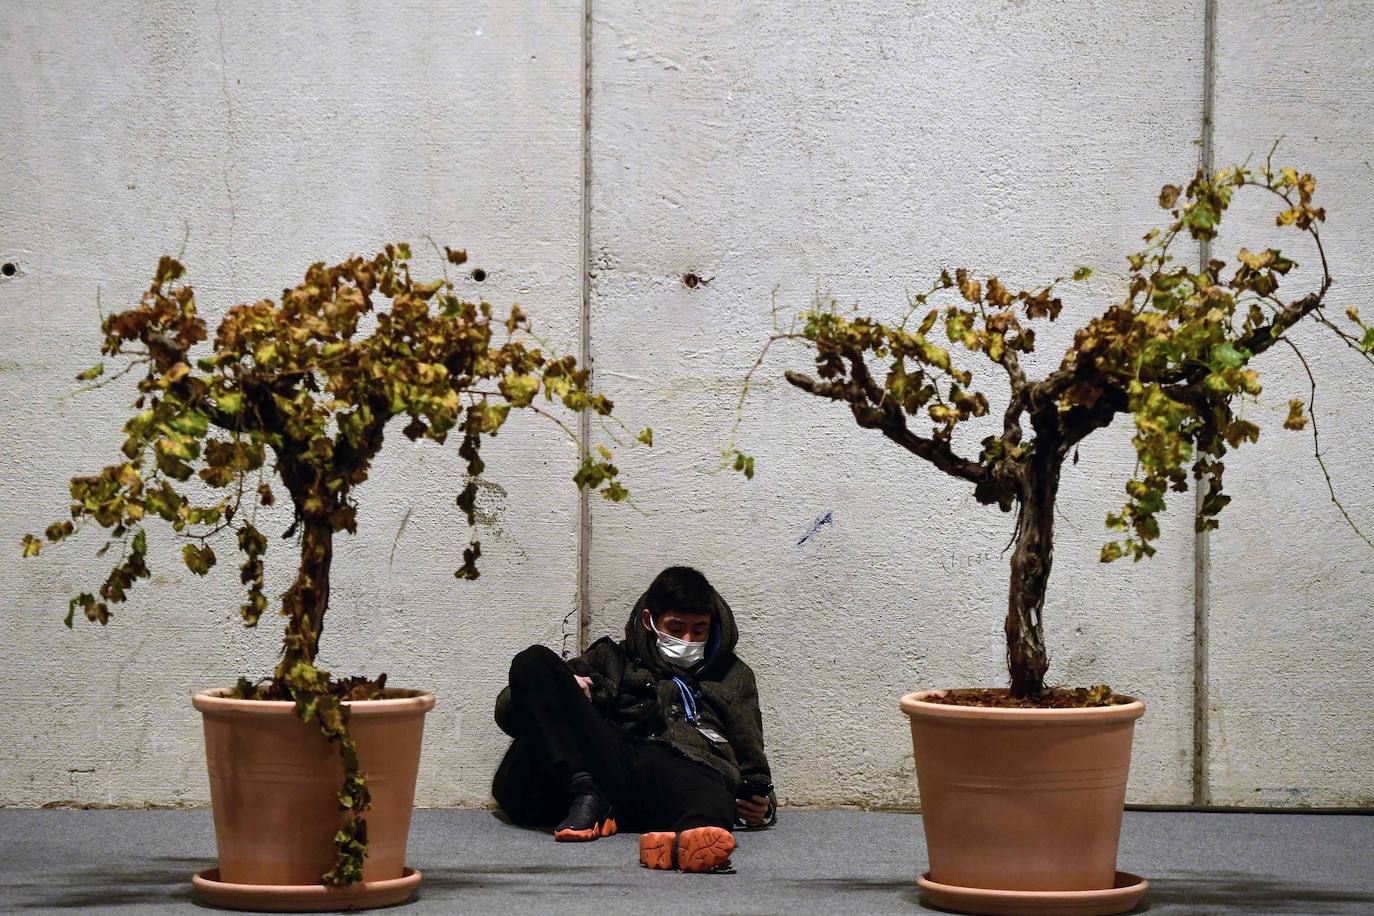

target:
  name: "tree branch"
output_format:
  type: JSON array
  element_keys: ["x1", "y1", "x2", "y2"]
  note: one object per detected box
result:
[{"x1": 785, "y1": 369, "x2": 989, "y2": 486}]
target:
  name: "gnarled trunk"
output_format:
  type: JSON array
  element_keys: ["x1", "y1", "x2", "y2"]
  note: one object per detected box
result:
[
  {"x1": 279, "y1": 517, "x2": 333, "y2": 671},
  {"x1": 1005, "y1": 450, "x2": 1063, "y2": 699}
]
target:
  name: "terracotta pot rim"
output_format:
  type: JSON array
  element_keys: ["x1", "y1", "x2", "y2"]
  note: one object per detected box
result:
[
  {"x1": 917, "y1": 870, "x2": 1149, "y2": 908},
  {"x1": 193, "y1": 866, "x2": 422, "y2": 909},
  {"x1": 193, "y1": 687, "x2": 435, "y2": 717},
  {"x1": 900, "y1": 688, "x2": 1145, "y2": 722}
]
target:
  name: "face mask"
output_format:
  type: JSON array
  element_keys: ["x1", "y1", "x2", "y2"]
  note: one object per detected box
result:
[{"x1": 646, "y1": 615, "x2": 707, "y2": 668}]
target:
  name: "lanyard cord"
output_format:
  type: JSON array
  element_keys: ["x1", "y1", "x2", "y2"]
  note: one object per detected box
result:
[{"x1": 672, "y1": 676, "x2": 698, "y2": 723}]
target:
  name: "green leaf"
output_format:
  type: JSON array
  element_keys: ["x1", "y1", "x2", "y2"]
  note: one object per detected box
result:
[
  {"x1": 44, "y1": 521, "x2": 74, "y2": 542},
  {"x1": 169, "y1": 410, "x2": 209, "y2": 438},
  {"x1": 1072, "y1": 266, "x2": 1093, "y2": 281},
  {"x1": 637, "y1": 428, "x2": 653, "y2": 446},
  {"x1": 21, "y1": 533, "x2": 42, "y2": 557},
  {"x1": 76, "y1": 362, "x2": 105, "y2": 381},
  {"x1": 216, "y1": 391, "x2": 243, "y2": 414},
  {"x1": 1211, "y1": 342, "x2": 1247, "y2": 369},
  {"x1": 500, "y1": 372, "x2": 540, "y2": 407},
  {"x1": 917, "y1": 308, "x2": 939, "y2": 336},
  {"x1": 479, "y1": 401, "x2": 510, "y2": 433},
  {"x1": 182, "y1": 543, "x2": 216, "y2": 575},
  {"x1": 727, "y1": 449, "x2": 756, "y2": 480}
]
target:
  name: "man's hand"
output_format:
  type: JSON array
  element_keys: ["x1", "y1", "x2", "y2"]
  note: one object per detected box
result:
[
  {"x1": 573, "y1": 674, "x2": 594, "y2": 702},
  {"x1": 737, "y1": 794, "x2": 769, "y2": 827}
]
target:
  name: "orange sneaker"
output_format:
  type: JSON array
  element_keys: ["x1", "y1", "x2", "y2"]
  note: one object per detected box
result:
[
  {"x1": 638, "y1": 826, "x2": 736, "y2": 873},
  {"x1": 638, "y1": 831, "x2": 676, "y2": 869},
  {"x1": 553, "y1": 812, "x2": 617, "y2": 842},
  {"x1": 553, "y1": 793, "x2": 618, "y2": 842}
]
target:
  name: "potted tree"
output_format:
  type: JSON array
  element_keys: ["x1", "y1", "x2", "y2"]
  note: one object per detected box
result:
[
  {"x1": 734, "y1": 158, "x2": 1369, "y2": 914},
  {"x1": 23, "y1": 244, "x2": 642, "y2": 911}
]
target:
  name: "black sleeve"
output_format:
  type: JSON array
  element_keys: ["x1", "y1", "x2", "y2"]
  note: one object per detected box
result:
[
  {"x1": 721, "y1": 663, "x2": 773, "y2": 781},
  {"x1": 493, "y1": 639, "x2": 622, "y2": 736},
  {"x1": 566, "y1": 637, "x2": 626, "y2": 713},
  {"x1": 611, "y1": 664, "x2": 666, "y2": 736},
  {"x1": 723, "y1": 663, "x2": 778, "y2": 828}
]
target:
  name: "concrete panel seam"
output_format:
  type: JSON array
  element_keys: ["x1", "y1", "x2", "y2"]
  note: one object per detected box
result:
[
  {"x1": 574, "y1": 0, "x2": 594, "y2": 658},
  {"x1": 1192, "y1": 0, "x2": 1217, "y2": 808}
]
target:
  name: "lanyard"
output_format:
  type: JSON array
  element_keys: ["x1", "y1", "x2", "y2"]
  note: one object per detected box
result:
[{"x1": 672, "y1": 676, "x2": 699, "y2": 724}]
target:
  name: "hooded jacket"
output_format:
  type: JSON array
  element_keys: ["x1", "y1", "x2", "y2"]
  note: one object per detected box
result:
[{"x1": 495, "y1": 584, "x2": 774, "y2": 813}]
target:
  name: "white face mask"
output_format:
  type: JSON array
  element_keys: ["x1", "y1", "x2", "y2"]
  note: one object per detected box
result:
[{"x1": 646, "y1": 615, "x2": 707, "y2": 668}]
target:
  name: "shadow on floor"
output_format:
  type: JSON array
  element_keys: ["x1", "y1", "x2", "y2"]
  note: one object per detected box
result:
[
  {"x1": 6, "y1": 856, "x2": 638, "y2": 909},
  {"x1": 3, "y1": 857, "x2": 203, "y2": 909},
  {"x1": 790, "y1": 875, "x2": 922, "y2": 899},
  {"x1": 485, "y1": 809, "x2": 554, "y2": 834},
  {"x1": 1141, "y1": 871, "x2": 1374, "y2": 914}
]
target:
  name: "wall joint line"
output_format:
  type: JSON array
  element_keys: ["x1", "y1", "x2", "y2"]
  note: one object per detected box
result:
[
  {"x1": 1192, "y1": 0, "x2": 1217, "y2": 808},
  {"x1": 575, "y1": 0, "x2": 594, "y2": 657}
]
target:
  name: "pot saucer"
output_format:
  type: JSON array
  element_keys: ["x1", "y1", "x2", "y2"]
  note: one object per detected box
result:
[
  {"x1": 193, "y1": 866, "x2": 421, "y2": 912},
  {"x1": 917, "y1": 871, "x2": 1147, "y2": 916}
]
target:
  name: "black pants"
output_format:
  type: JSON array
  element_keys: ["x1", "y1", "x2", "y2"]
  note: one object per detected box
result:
[{"x1": 491, "y1": 644, "x2": 736, "y2": 833}]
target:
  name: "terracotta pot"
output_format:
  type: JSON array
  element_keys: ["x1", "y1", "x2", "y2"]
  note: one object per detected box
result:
[
  {"x1": 901, "y1": 689, "x2": 1145, "y2": 894},
  {"x1": 193, "y1": 688, "x2": 435, "y2": 889}
]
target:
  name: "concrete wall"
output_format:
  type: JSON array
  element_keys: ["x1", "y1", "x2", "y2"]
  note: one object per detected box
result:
[
  {"x1": 1205, "y1": 0, "x2": 1374, "y2": 807},
  {"x1": 1, "y1": 1, "x2": 1370, "y2": 809}
]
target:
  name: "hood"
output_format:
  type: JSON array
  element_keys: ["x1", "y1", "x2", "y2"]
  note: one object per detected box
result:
[{"x1": 625, "y1": 581, "x2": 739, "y2": 679}]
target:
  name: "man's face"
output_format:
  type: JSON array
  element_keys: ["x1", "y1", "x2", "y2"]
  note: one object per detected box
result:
[{"x1": 645, "y1": 609, "x2": 711, "y2": 643}]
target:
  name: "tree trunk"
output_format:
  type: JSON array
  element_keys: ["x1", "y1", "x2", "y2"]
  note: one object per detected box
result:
[
  {"x1": 1005, "y1": 450, "x2": 1063, "y2": 699},
  {"x1": 280, "y1": 517, "x2": 333, "y2": 669}
]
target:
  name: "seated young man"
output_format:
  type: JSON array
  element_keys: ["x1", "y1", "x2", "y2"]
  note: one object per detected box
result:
[{"x1": 492, "y1": 566, "x2": 776, "y2": 873}]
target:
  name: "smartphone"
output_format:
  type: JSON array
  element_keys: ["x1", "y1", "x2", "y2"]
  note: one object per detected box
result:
[{"x1": 736, "y1": 778, "x2": 774, "y2": 800}]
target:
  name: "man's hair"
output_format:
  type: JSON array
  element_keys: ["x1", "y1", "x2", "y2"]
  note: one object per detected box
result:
[{"x1": 644, "y1": 566, "x2": 714, "y2": 620}]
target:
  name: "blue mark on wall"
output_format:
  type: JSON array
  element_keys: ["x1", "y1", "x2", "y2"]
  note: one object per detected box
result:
[{"x1": 797, "y1": 511, "x2": 834, "y2": 546}]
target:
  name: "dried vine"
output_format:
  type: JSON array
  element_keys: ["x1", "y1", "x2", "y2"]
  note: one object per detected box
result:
[
  {"x1": 24, "y1": 244, "x2": 647, "y2": 883},
  {"x1": 738, "y1": 157, "x2": 1371, "y2": 699}
]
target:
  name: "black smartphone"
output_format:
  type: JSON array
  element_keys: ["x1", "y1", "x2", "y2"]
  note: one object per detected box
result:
[{"x1": 736, "y1": 778, "x2": 773, "y2": 800}]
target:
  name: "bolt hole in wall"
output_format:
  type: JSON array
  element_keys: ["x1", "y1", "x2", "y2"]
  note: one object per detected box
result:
[
  {"x1": 1, "y1": 261, "x2": 17, "y2": 278},
  {"x1": 470, "y1": 267, "x2": 486, "y2": 282}
]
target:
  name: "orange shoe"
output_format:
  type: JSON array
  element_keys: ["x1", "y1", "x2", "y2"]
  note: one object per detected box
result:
[
  {"x1": 638, "y1": 831, "x2": 676, "y2": 869},
  {"x1": 638, "y1": 826, "x2": 736, "y2": 873},
  {"x1": 553, "y1": 793, "x2": 618, "y2": 842},
  {"x1": 554, "y1": 812, "x2": 617, "y2": 842}
]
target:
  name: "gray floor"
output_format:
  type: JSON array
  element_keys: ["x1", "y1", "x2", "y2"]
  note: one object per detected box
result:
[{"x1": 0, "y1": 809, "x2": 1371, "y2": 915}]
